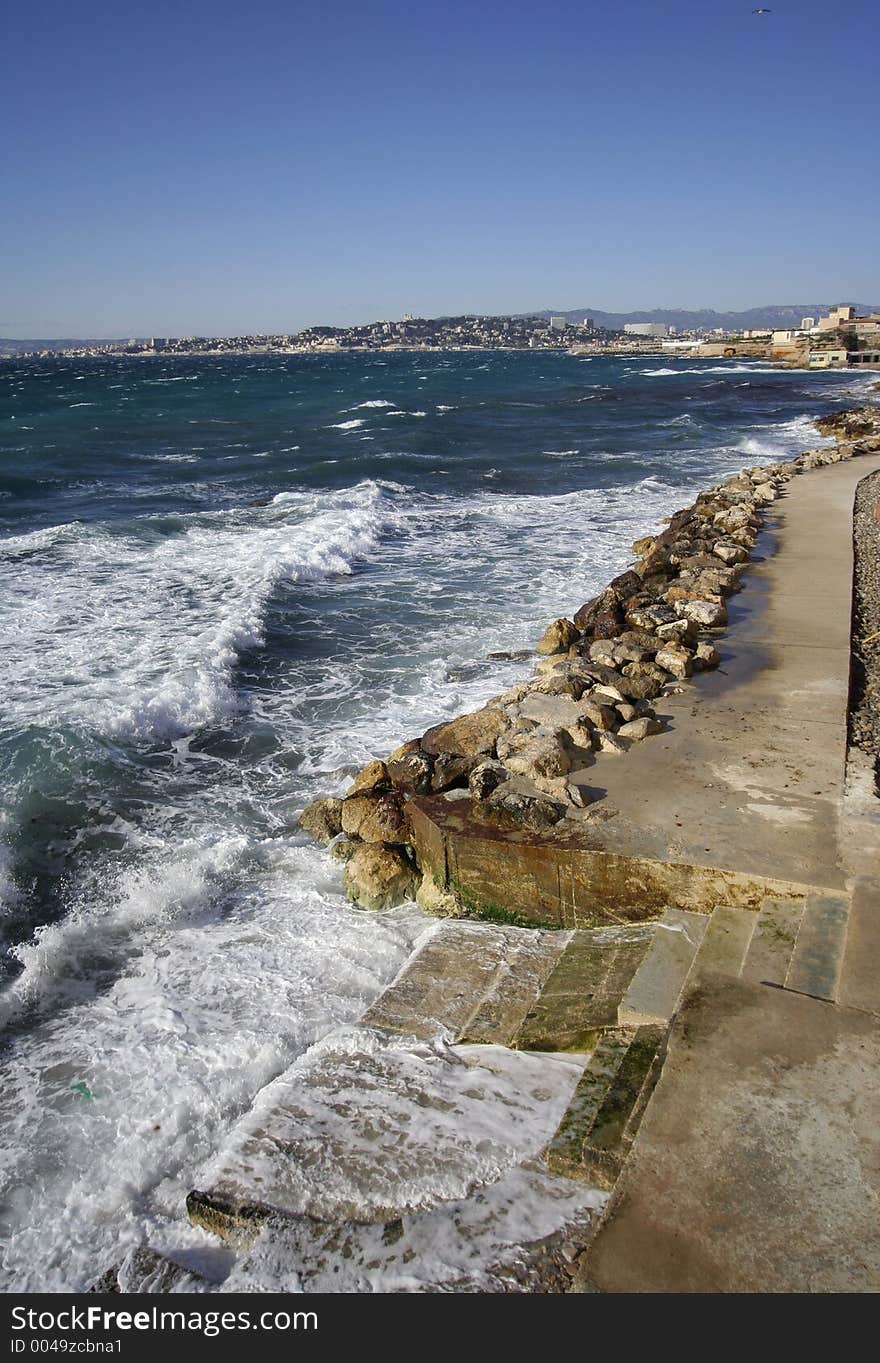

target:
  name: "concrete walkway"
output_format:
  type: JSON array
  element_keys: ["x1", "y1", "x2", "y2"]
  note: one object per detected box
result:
[
  {"x1": 585, "y1": 450, "x2": 880, "y2": 891},
  {"x1": 575, "y1": 457, "x2": 880, "y2": 1294}
]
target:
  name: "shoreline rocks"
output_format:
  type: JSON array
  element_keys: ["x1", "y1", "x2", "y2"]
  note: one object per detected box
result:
[{"x1": 300, "y1": 404, "x2": 880, "y2": 914}]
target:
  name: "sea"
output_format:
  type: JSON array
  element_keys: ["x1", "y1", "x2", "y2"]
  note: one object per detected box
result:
[{"x1": 0, "y1": 349, "x2": 872, "y2": 1291}]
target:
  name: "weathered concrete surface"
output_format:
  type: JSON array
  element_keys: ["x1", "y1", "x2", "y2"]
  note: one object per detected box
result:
[
  {"x1": 577, "y1": 973, "x2": 880, "y2": 1293},
  {"x1": 839, "y1": 876, "x2": 880, "y2": 1017},
  {"x1": 409, "y1": 453, "x2": 880, "y2": 921}
]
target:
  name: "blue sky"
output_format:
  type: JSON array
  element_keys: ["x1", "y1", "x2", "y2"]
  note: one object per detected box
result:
[{"x1": 3, "y1": 0, "x2": 878, "y2": 336}]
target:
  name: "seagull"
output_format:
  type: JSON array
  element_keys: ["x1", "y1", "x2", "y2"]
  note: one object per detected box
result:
[{"x1": 752, "y1": 7, "x2": 771, "y2": 12}]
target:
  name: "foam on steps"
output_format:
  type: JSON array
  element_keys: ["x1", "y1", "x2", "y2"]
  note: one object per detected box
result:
[{"x1": 361, "y1": 921, "x2": 568, "y2": 1043}]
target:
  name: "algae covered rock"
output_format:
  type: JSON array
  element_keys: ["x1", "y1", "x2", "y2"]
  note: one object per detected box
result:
[{"x1": 344, "y1": 844, "x2": 418, "y2": 910}]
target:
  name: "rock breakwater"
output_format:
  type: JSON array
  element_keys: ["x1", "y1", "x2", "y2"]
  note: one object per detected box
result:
[{"x1": 301, "y1": 406, "x2": 880, "y2": 917}]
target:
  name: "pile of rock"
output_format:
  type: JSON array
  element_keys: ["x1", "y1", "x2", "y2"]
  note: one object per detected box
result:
[{"x1": 299, "y1": 407, "x2": 880, "y2": 913}]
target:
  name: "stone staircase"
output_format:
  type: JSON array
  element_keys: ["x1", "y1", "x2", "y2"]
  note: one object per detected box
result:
[
  {"x1": 541, "y1": 888, "x2": 854, "y2": 1190},
  {"x1": 181, "y1": 886, "x2": 861, "y2": 1274}
]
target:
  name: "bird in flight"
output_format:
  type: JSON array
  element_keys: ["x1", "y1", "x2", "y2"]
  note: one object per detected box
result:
[{"x1": 752, "y1": 7, "x2": 771, "y2": 12}]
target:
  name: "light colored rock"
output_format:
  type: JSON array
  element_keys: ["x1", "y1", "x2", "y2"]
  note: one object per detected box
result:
[
  {"x1": 346, "y1": 759, "x2": 389, "y2": 797},
  {"x1": 579, "y1": 698, "x2": 618, "y2": 730},
  {"x1": 752, "y1": 481, "x2": 777, "y2": 504},
  {"x1": 497, "y1": 729, "x2": 572, "y2": 780},
  {"x1": 713, "y1": 505, "x2": 756, "y2": 535},
  {"x1": 655, "y1": 618, "x2": 696, "y2": 643},
  {"x1": 655, "y1": 644, "x2": 693, "y2": 680},
  {"x1": 617, "y1": 717, "x2": 663, "y2": 741},
  {"x1": 344, "y1": 844, "x2": 418, "y2": 910},
  {"x1": 536, "y1": 617, "x2": 580, "y2": 655},
  {"x1": 591, "y1": 683, "x2": 626, "y2": 706},
  {"x1": 598, "y1": 732, "x2": 628, "y2": 754},
  {"x1": 421, "y1": 706, "x2": 509, "y2": 758},
  {"x1": 712, "y1": 540, "x2": 750, "y2": 566},
  {"x1": 677, "y1": 598, "x2": 728, "y2": 628},
  {"x1": 694, "y1": 641, "x2": 721, "y2": 669},
  {"x1": 298, "y1": 797, "x2": 344, "y2": 845}
]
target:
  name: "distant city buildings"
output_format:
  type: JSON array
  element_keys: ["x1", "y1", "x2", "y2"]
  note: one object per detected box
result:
[
  {"x1": 623, "y1": 322, "x2": 668, "y2": 338},
  {"x1": 5, "y1": 305, "x2": 878, "y2": 369}
]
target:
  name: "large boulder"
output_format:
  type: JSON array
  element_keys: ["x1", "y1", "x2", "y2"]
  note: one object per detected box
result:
[
  {"x1": 431, "y1": 751, "x2": 480, "y2": 792},
  {"x1": 421, "y1": 706, "x2": 509, "y2": 758},
  {"x1": 346, "y1": 760, "x2": 390, "y2": 798},
  {"x1": 386, "y1": 740, "x2": 434, "y2": 795},
  {"x1": 486, "y1": 789, "x2": 566, "y2": 829},
  {"x1": 677, "y1": 598, "x2": 728, "y2": 628},
  {"x1": 341, "y1": 793, "x2": 408, "y2": 844},
  {"x1": 298, "y1": 797, "x2": 344, "y2": 845},
  {"x1": 496, "y1": 729, "x2": 572, "y2": 780},
  {"x1": 655, "y1": 643, "x2": 693, "y2": 680},
  {"x1": 536, "y1": 617, "x2": 580, "y2": 655},
  {"x1": 618, "y1": 717, "x2": 663, "y2": 741},
  {"x1": 344, "y1": 844, "x2": 418, "y2": 911}
]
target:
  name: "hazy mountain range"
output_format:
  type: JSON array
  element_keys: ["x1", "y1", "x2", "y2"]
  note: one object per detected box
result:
[{"x1": 527, "y1": 303, "x2": 879, "y2": 330}]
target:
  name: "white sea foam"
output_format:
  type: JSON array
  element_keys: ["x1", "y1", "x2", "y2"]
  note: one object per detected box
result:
[
  {"x1": 0, "y1": 838, "x2": 424, "y2": 1291},
  {"x1": 638, "y1": 363, "x2": 780, "y2": 377},
  {"x1": 327, "y1": 418, "x2": 366, "y2": 430},
  {"x1": 0, "y1": 481, "x2": 401, "y2": 742},
  {"x1": 348, "y1": 399, "x2": 396, "y2": 409}
]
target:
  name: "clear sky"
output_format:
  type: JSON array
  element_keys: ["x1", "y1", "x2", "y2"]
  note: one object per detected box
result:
[{"x1": 3, "y1": 0, "x2": 878, "y2": 336}]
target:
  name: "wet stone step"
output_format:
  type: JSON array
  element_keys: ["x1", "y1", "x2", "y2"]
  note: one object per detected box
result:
[
  {"x1": 618, "y1": 909, "x2": 708, "y2": 1027},
  {"x1": 514, "y1": 926, "x2": 655, "y2": 1052},
  {"x1": 189, "y1": 1024, "x2": 585, "y2": 1236},
  {"x1": 785, "y1": 893, "x2": 850, "y2": 1002},
  {"x1": 361, "y1": 921, "x2": 569, "y2": 1043},
  {"x1": 740, "y1": 896, "x2": 805, "y2": 987},
  {"x1": 546, "y1": 1024, "x2": 666, "y2": 1191}
]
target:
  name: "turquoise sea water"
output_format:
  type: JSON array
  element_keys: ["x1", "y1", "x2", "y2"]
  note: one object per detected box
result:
[{"x1": 0, "y1": 349, "x2": 871, "y2": 1288}]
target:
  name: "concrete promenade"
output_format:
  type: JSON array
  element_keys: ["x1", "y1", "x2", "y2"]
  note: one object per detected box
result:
[{"x1": 577, "y1": 452, "x2": 880, "y2": 1293}]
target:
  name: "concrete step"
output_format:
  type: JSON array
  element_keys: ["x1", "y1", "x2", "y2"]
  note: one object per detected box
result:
[
  {"x1": 514, "y1": 926, "x2": 655, "y2": 1052},
  {"x1": 688, "y1": 905, "x2": 756, "y2": 981},
  {"x1": 740, "y1": 896, "x2": 805, "y2": 987},
  {"x1": 361, "y1": 921, "x2": 568, "y2": 1044},
  {"x1": 546, "y1": 1024, "x2": 666, "y2": 1190},
  {"x1": 839, "y1": 877, "x2": 880, "y2": 1016},
  {"x1": 188, "y1": 1024, "x2": 587, "y2": 1237},
  {"x1": 785, "y1": 892, "x2": 850, "y2": 1002},
  {"x1": 618, "y1": 909, "x2": 709, "y2": 1027}
]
